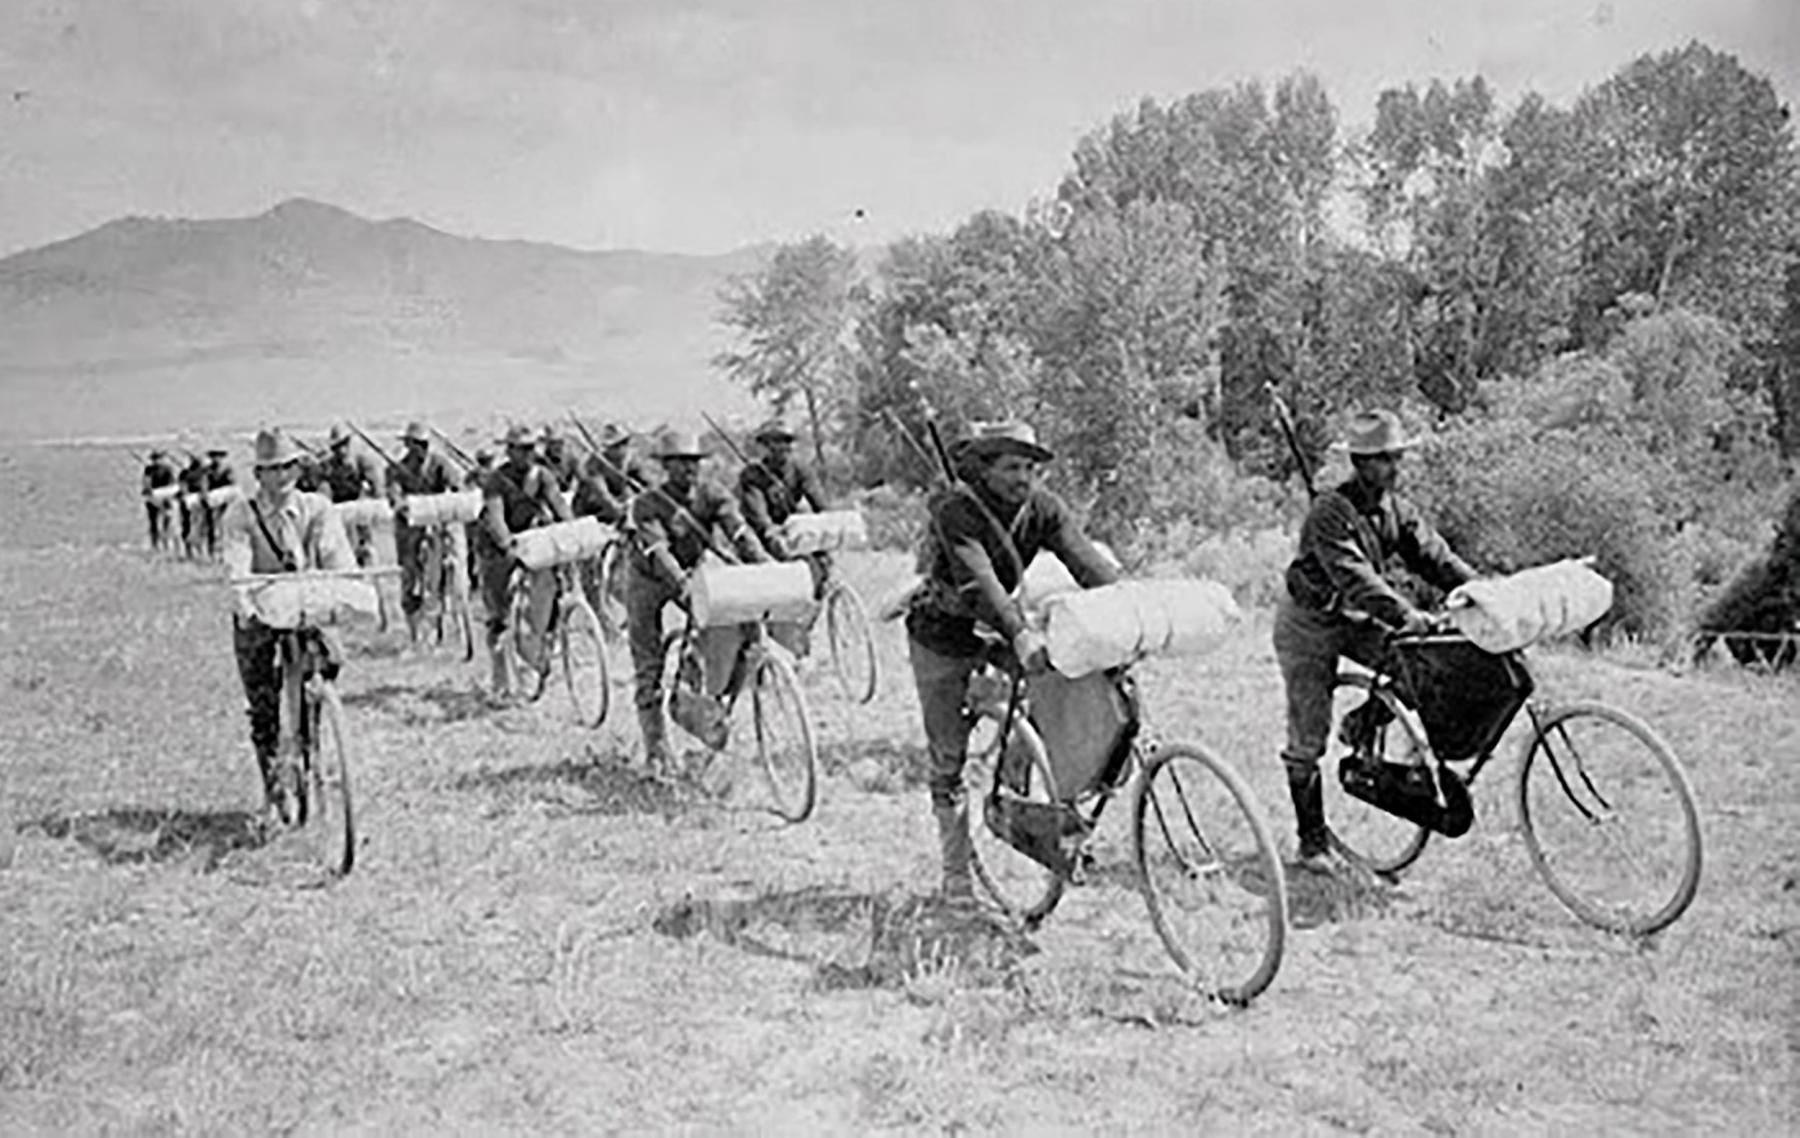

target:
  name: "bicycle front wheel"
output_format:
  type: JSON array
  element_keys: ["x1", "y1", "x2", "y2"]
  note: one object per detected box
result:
[
  {"x1": 965, "y1": 706, "x2": 1066, "y2": 927},
  {"x1": 1517, "y1": 702, "x2": 1702, "y2": 936},
  {"x1": 445, "y1": 550, "x2": 475, "y2": 663},
  {"x1": 561, "y1": 599, "x2": 610, "y2": 728},
  {"x1": 822, "y1": 581, "x2": 878, "y2": 704},
  {"x1": 1133, "y1": 743, "x2": 1287, "y2": 1005},
  {"x1": 508, "y1": 582, "x2": 551, "y2": 702},
  {"x1": 302, "y1": 685, "x2": 356, "y2": 878},
  {"x1": 1325, "y1": 671, "x2": 1432, "y2": 877},
  {"x1": 750, "y1": 650, "x2": 817, "y2": 822}
]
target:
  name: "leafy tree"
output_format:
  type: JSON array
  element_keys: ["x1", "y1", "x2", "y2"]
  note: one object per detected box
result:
[{"x1": 715, "y1": 236, "x2": 863, "y2": 472}]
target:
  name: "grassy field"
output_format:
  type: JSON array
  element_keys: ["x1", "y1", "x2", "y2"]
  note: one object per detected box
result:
[{"x1": 1, "y1": 443, "x2": 1795, "y2": 1134}]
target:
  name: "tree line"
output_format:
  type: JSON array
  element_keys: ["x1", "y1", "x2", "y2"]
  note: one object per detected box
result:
[{"x1": 715, "y1": 42, "x2": 1798, "y2": 573}]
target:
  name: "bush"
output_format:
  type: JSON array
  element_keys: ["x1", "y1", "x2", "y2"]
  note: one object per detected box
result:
[{"x1": 855, "y1": 484, "x2": 929, "y2": 554}]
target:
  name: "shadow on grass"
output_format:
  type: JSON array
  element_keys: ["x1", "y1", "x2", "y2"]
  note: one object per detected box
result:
[
  {"x1": 24, "y1": 807, "x2": 266, "y2": 871},
  {"x1": 343, "y1": 682, "x2": 493, "y2": 724},
  {"x1": 451, "y1": 749, "x2": 694, "y2": 818},
  {"x1": 812, "y1": 737, "x2": 924, "y2": 794},
  {"x1": 652, "y1": 884, "x2": 1038, "y2": 991},
  {"x1": 1284, "y1": 862, "x2": 1398, "y2": 930}
]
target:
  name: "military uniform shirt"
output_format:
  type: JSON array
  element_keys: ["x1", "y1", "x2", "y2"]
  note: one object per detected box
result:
[
  {"x1": 221, "y1": 489, "x2": 355, "y2": 576},
  {"x1": 628, "y1": 479, "x2": 763, "y2": 578},
  {"x1": 738, "y1": 458, "x2": 827, "y2": 553},
  {"x1": 1284, "y1": 478, "x2": 1475, "y2": 627}
]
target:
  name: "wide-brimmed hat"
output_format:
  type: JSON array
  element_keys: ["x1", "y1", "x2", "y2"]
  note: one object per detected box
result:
[
  {"x1": 964, "y1": 420, "x2": 1053, "y2": 463},
  {"x1": 401, "y1": 421, "x2": 431, "y2": 443},
  {"x1": 540, "y1": 425, "x2": 565, "y2": 446},
  {"x1": 326, "y1": 424, "x2": 351, "y2": 447},
  {"x1": 653, "y1": 428, "x2": 708, "y2": 460},
  {"x1": 599, "y1": 423, "x2": 633, "y2": 449},
  {"x1": 253, "y1": 429, "x2": 304, "y2": 468},
  {"x1": 1335, "y1": 409, "x2": 1422, "y2": 456},
  {"x1": 752, "y1": 418, "x2": 799, "y2": 443},
  {"x1": 498, "y1": 424, "x2": 537, "y2": 448}
]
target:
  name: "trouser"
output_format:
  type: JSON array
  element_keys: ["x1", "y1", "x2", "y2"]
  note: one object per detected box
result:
[
  {"x1": 479, "y1": 550, "x2": 555, "y2": 656},
  {"x1": 203, "y1": 504, "x2": 226, "y2": 558},
  {"x1": 398, "y1": 523, "x2": 467, "y2": 617},
  {"x1": 232, "y1": 618, "x2": 344, "y2": 802},
  {"x1": 626, "y1": 563, "x2": 681, "y2": 716},
  {"x1": 907, "y1": 635, "x2": 984, "y2": 810},
  {"x1": 1271, "y1": 595, "x2": 1391, "y2": 779},
  {"x1": 145, "y1": 502, "x2": 168, "y2": 549}
]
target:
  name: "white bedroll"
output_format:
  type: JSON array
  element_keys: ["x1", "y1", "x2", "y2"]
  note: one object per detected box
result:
[
  {"x1": 331, "y1": 498, "x2": 394, "y2": 528},
  {"x1": 236, "y1": 573, "x2": 382, "y2": 629},
  {"x1": 690, "y1": 560, "x2": 816, "y2": 628},
  {"x1": 778, "y1": 509, "x2": 869, "y2": 555},
  {"x1": 513, "y1": 517, "x2": 617, "y2": 571},
  {"x1": 1445, "y1": 559, "x2": 1614, "y2": 653},
  {"x1": 146, "y1": 485, "x2": 181, "y2": 504},
  {"x1": 1018, "y1": 544, "x2": 1123, "y2": 614},
  {"x1": 1042, "y1": 578, "x2": 1243, "y2": 678},
  {"x1": 402, "y1": 490, "x2": 483, "y2": 527},
  {"x1": 180, "y1": 492, "x2": 204, "y2": 511},
  {"x1": 204, "y1": 485, "x2": 244, "y2": 509}
]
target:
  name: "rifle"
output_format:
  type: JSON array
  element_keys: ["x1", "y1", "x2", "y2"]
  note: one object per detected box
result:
[
  {"x1": 698, "y1": 410, "x2": 753, "y2": 468},
  {"x1": 881, "y1": 408, "x2": 948, "y2": 488},
  {"x1": 428, "y1": 425, "x2": 476, "y2": 471},
  {"x1": 567, "y1": 411, "x2": 741, "y2": 567},
  {"x1": 1265, "y1": 384, "x2": 1317, "y2": 502},
  {"x1": 344, "y1": 421, "x2": 400, "y2": 470}
]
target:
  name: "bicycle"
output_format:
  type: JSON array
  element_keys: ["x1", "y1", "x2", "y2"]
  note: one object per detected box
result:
[
  {"x1": 1322, "y1": 626, "x2": 1703, "y2": 937},
  {"x1": 398, "y1": 492, "x2": 480, "y2": 662},
  {"x1": 504, "y1": 559, "x2": 610, "y2": 727},
  {"x1": 660, "y1": 605, "x2": 819, "y2": 823},
  {"x1": 963, "y1": 632, "x2": 1288, "y2": 1005},
  {"x1": 234, "y1": 570, "x2": 385, "y2": 878},
  {"x1": 777, "y1": 512, "x2": 879, "y2": 705}
]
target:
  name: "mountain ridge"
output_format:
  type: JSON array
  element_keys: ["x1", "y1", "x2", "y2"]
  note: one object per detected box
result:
[{"x1": 0, "y1": 199, "x2": 773, "y2": 441}]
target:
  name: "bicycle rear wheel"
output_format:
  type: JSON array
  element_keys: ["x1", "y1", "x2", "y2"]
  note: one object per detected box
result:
[
  {"x1": 1325, "y1": 671, "x2": 1432, "y2": 877},
  {"x1": 302, "y1": 685, "x2": 356, "y2": 877},
  {"x1": 822, "y1": 581, "x2": 878, "y2": 704},
  {"x1": 965, "y1": 705, "x2": 1066, "y2": 927},
  {"x1": 1133, "y1": 743, "x2": 1287, "y2": 1005},
  {"x1": 445, "y1": 549, "x2": 475, "y2": 662},
  {"x1": 508, "y1": 582, "x2": 552, "y2": 702},
  {"x1": 1517, "y1": 702, "x2": 1702, "y2": 935},
  {"x1": 561, "y1": 598, "x2": 610, "y2": 728},
  {"x1": 750, "y1": 649, "x2": 817, "y2": 822}
]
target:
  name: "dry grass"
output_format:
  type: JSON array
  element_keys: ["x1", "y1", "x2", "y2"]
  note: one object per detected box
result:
[{"x1": 0, "y1": 443, "x2": 1795, "y2": 1133}]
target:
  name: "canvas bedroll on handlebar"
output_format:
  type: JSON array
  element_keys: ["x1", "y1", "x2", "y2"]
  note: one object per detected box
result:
[{"x1": 227, "y1": 568, "x2": 397, "y2": 629}]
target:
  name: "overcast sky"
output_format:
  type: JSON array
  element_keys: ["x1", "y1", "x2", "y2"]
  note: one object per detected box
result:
[{"x1": 0, "y1": 0, "x2": 1794, "y2": 257}]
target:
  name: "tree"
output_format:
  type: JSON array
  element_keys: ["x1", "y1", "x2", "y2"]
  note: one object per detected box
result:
[{"x1": 714, "y1": 236, "x2": 862, "y2": 472}]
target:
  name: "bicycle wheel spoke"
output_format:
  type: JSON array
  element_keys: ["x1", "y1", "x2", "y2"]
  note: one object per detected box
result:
[
  {"x1": 965, "y1": 710, "x2": 1065, "y2": 926},
  {"x1": 1324, "y1": 677, "x2": 1431, "y2": 875},
  {"x1": 1518, "y1": 704, "x2": 1702, "y2": 935},
  {"x1": 561, "y1": 602, "x2": 609, "y2": 728},
  {"x1": 1133, "y1": 745, "x2": 1286, "y2": 1004}
]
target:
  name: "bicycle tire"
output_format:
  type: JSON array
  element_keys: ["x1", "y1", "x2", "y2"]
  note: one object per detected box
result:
[
  {"x1": 751, "y1": 649, "x2": 817, "y2": 822},
  {"x1": 1132, "y1": 743, "x2": 1287, "y2": 1005},
  {"x1": 561, "y1": 598, "x2": 610, "y2": 728},
  {"x1": 304, "y1": 684, "x2": 356, "y2": 877},
  {"x1": 446, "y1": 549, "x2": 475, "y2": 663},
  {"x1": 1325, "y1": 670, "x2": 1432, "y2": 877},
  {"x1": 1516, "y1": 701, "x2": 1702, "y2": 936},
  {"x1": 964, "y1": 705, "x2": 1066, "y2": 927},
  {"x1": 594, "y1": 542, "x2": 627, "y2": 643},
  {"x1": 822, "y1": 581, "x2": 879, "y2": 705}
]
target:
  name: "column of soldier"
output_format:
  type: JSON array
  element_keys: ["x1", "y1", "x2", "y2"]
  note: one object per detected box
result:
[
  {"x1": 143, "y1": 407, "x2": 1462, "y2": 897},
  {"x1": 139, "y1": 416, "x2": 828, "y2": 831}
]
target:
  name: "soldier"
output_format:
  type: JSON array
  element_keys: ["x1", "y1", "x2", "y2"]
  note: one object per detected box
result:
[
  {"x1": 201, "y1": 447, "x2": 237, "y2": 560},
  {"x1": 736, "y1": 418, "x2": 829, "y2": 559},
  {"x1": 476, "y1": 425, "x2": 572, "y2": 701},
  {"x1": 1275, "y1": 409, "x2": 1476, "y2": 871},
  {"x1": 316, "y1": 425, "x2": 386, "y2": 568},
  {"x1": 569, "y1": 424, "x2": 641, "y2": 621},
  {"x1": 388, "y1": 421, "x2": 468, "y2": 643},
  {"x1": 625, "y1": 428, "x2": 769, "y2": 770},
  {"x1": 220, "y1": 428, "x2": 355, "y2": 827},
  {"x1": 140, "y1": 449, "x2": 179, "y2": 552},
  {"x1": 904, "y1": 421, "x2": 1119, "y2": 903},
  {"x1": 540, "y1": 426, "x2": 581, "y2": 496},
  {"x1": 177, "y1": 452, "x2": 208, "y2": 559}
]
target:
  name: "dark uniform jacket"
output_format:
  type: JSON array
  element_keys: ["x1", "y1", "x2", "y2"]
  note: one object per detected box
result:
[
  {"x1": 628, "y1": 479, "x2": 766, "y2": 586},
  {"x1": 203, "y1": 460, "x2": 236, "y2": 492},
  {"x1": 908, "y1": 482, "x2": 1119, "y2": 657},
  {"x1": 479, "y1": 459, "x2": 568, "y2": 554},
  {"x1": 1284, "y1": 478, "x2": 1476, "y2": 628},
  {"x1": 318, "y1": 449, "x2": 384, "y2": 503},
  {"x1": 388, "y1": 450, "x2": 464, "y2": 500},
  {"x1": 142, "y1": 459, "x2": 178, "y2": 492},
  {"x1": 738, "y1": 458, "x2": 827, "y2": 557}
]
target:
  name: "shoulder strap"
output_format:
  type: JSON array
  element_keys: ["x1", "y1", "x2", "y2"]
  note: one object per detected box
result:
[
  {"x1": 936, "y1": 483, "x2": 1027, "y2": 586},
  {"x1": 248, "y1": 499, "x2": 299, "y2": 572}
]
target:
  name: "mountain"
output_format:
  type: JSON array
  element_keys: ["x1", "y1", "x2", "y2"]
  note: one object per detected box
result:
[{"x1": 0, "y1": 199, "x2": 772, "y2": 441}]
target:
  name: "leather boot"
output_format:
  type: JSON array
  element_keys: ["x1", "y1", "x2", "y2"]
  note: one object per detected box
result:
[
  {"x1": 638, "y1": 705, "x2": 674, "y2": 774},
  {"x1": 933, "y1": 797, "x2": 976, "y2": 904},
  {"x1": 1286, "y1": 762, "x2": 1333, "y2": 870}
]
